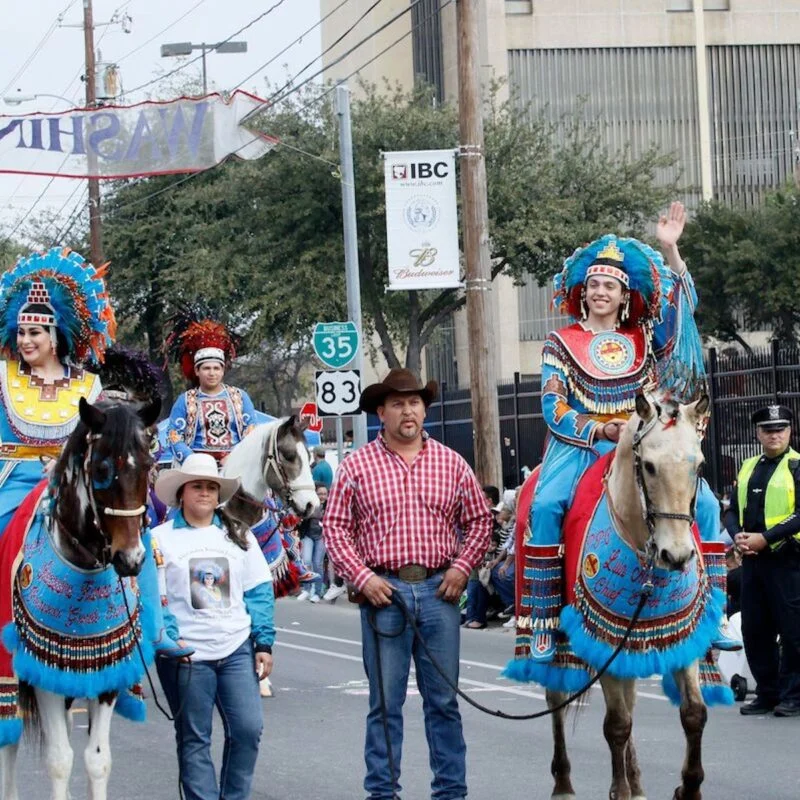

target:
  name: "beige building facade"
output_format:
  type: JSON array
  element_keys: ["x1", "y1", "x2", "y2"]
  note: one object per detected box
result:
[{"x1": 321, "y1": 0, "x2": 795, "y2": 387}]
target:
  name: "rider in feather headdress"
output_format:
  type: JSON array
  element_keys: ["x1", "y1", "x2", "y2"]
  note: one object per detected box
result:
[{"x1": 163, "y1": 306, "x2": 256, "y2": 466}]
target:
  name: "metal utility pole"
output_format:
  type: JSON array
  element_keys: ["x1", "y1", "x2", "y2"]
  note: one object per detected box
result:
[
  {"x1": 83, "y1": 0, "x2": 104, "y2": 265},
  {"x1": 456, "y1": 0, "x2": 501, "y2": 486},
  {"x1": 693, "y1": 0, "x2": 713, "y2": 201},
  {"x1": 336, "y1": 83, "x2": 368, "y2": 451}
]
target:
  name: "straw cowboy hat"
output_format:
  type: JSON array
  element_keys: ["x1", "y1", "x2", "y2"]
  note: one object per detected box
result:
[
  {"x1": 359, "y1": 368, "x2": 438, "y2": 415},
  {"x1": 155, "y1": 453, "x2": 240, "y2": 507}
]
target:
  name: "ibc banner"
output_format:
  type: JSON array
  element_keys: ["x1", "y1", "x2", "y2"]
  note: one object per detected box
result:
[{"x1": 383, "y1": 149, "x2": 461, "y2": 291}]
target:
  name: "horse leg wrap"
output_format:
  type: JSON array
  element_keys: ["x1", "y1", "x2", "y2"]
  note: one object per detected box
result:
[{"x1": 515, "y1": 544, "x2": 562, "y2": 661}]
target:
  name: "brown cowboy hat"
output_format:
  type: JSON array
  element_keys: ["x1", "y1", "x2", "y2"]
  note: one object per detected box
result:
[{"x1": 359, "y1": 368, "x2": 438, "y2": 414}]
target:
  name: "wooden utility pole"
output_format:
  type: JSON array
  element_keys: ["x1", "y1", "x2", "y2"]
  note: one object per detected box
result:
[
  {"x1": 83, "y1": 0, "x2": 104, "y2": 265},
  {"x1": 456, "y1": 0, "x2": 501, "y2": 486}
]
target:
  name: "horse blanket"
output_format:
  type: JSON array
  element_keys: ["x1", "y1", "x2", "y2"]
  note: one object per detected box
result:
[
  {"x1": 506, "y1": 453, "x2": 731, "y2": 705},
  {"x1": 0, "y1": 481, "x2": 153, "y2": 746}
]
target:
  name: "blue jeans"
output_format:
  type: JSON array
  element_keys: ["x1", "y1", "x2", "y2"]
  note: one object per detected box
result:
[
  {"x1": 490, "y1": 561, "x2": 515, "y2": 609},
  {"x1": 465, "y1": 578, "x2": 488, "y2": 624},
  {"x1": 360, "y1": 574, "x2": 466, "y2": 800},
  {"x1": 156, "y1": 639, "x2": 264, "y2": 800},
  {"x1": 301, "y1": 535, "x2": 326, "y2": 596}
]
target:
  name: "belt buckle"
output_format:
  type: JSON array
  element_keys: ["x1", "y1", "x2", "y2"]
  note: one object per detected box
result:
[{"x1": 397, "y1": 564, "x2": 427, "y2": 583}]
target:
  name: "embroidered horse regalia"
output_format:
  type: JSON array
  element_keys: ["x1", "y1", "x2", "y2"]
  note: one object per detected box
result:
[{"x1": 0, "y1": 483, "x2": 156, "y2": 745}]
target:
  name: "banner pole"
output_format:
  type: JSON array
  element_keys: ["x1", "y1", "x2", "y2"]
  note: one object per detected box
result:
[
  {"x1": 336, "y1": 82, "x2": 367, "y2": 451},
  {"x1": 83, "y1": 0, "x2": 104, "y2": 266}
]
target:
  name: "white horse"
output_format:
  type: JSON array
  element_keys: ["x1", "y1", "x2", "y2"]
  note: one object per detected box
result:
[{"x1": 222, "y1": 415, "x2": 319, "y2": 526}]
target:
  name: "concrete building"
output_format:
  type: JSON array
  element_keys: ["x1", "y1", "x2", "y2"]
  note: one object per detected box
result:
[{"x1": 320, "y1": 0, "x2": 795, "y2": 387}]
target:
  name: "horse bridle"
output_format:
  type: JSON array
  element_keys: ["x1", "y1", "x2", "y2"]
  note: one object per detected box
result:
[
  {"x1": 262, "y1": 423, "x2": 315, "y2": 509},
  {"x1": 631, "y1": 413, "x2": 700, "y2": 564},
  {"x1": 73, "y1": 432, "x2": 148, "y2": 568}
]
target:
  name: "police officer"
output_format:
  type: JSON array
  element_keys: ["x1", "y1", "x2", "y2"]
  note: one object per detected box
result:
[{"x1": 724, "y1": 404, "x2": 800, "y2": 717}]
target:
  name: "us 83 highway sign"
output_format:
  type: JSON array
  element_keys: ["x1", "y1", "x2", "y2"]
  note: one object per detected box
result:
[{"x1": 315, "y1": 370, "x2": 362, "y2": 416}]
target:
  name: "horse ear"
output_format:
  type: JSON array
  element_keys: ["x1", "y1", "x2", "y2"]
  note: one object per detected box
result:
[
  {"x1": 138, "y1": 397, "x2": 162, "y2": 429},
  {"x1": 298, "y1": 415, "x2": 310, "y2": 432},
  {"x1": 79, "y1": 397, "x2": 106, "y2": 433},
  {"x1": 635, "y1": 393, "x2": 653, "y2": 421},
  {"x1": 689, "y1": 394, "x2": 710, "y2": 420}
]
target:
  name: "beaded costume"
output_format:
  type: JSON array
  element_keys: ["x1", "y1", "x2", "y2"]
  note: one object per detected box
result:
[{"x1": 515, "y1": 235, "x2": 725, "y2": 666}]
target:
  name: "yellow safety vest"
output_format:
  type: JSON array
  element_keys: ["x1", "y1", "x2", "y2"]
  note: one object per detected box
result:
[{"x1": 737, "y1": 447, "x2": 800, "y2": 550}]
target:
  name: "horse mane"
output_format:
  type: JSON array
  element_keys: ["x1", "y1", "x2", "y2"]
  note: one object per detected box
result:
[{"x1": 51, "y1": 402, "x2": 151, "y2": 553}]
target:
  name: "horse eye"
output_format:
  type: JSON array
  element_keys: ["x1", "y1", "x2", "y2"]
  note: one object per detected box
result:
[
  {"x1": 92, "y1": 457, "x2": 114, "y2": 490},
  {"x1": 644, "y1": 461, "x2": 656, "y2": 475}
]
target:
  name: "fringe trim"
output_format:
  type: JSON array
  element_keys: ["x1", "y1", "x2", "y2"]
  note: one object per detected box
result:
[
  {"x1": 2, "y1": 622, "x2": 153, "y2": 701},
  {"x1": 559, "y1": 587, "x2": 725, "y2": 681}
]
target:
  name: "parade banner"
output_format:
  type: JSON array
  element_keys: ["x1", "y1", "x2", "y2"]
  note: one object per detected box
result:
[
  {"x1": 0, "y1": 90, "x2": 276, "y2": 179},
  {"x1": 384, "y1": 149, "x2": 461, "y2": 291}
]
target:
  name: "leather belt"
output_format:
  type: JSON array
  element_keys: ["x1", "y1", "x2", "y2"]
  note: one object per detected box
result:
[{"x1": 372, "y1": 563, "x2": 449, "y2": 583}]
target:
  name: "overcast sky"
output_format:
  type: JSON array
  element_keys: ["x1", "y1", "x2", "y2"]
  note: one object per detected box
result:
[{"x1": 0, "y1": 0, "x2": 322, "y2": 238}]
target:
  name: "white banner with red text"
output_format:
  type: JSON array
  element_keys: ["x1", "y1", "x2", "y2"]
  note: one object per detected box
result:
[
  {"x1": 383, "y1": 148, "x2": 461, "y2": 291},
  {"x1": 0, "y1": 91, "x2": 275, "y2": 179}
]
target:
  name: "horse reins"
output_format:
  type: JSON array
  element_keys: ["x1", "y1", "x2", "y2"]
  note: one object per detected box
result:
[{"x1": 371, "y1": 410, "x2": 711, "y2": 796}]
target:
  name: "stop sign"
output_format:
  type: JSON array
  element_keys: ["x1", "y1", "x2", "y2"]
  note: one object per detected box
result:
[{"x1": 299, "y1": 401, "x2": 323, "y2": 432}]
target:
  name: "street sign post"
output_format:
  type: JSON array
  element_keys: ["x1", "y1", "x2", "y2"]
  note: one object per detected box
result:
[
  {"x1": 313, "y1": 321, "x2": 359, "y2": 370},
  {"x1": 315, "y1": 370, "x2": 362, "y2": 417},
  {"x1": 299, "y1": 401, "x2": 323, "y2": 433}
]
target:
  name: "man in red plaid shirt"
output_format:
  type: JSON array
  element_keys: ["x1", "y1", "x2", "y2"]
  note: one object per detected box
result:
[{"x1": 324, "y1": 368, "x2": 492, "y2": 800}]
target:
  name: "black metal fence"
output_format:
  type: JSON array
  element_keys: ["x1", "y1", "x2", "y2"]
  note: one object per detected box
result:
[{"x1": 368, "y1": 342, "x2": 800, "y2": 494}]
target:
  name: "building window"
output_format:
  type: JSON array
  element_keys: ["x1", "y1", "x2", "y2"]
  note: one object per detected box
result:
[
  {"x1": 518, "y1": 280, "x2": 569, "y2": 342},
  {"x1": 411, "y1": 0, "x2": 444, "y2": 102},
  {"x1": 666, "y1": 0, "x2": 730, "y2": 10},
  {"x1": 505, "y1": 0, "x2": 533, "y2": 14},
  {"x1": 424, "y1": 314, "x2": 458, "y2": 388}
]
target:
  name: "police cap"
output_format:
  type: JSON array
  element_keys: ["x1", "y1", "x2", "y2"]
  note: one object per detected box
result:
[{"x1": 751, "y1": 404, "x2": 793, "y2": 431}]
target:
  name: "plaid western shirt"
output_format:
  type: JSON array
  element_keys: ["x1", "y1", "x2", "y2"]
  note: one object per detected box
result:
[{"x1": 323, "y1": 432, "x2": 492, "y2": 591}]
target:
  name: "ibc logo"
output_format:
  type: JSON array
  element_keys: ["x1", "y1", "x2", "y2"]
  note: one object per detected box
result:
[{"x1": 391, "y1": 161, "x2": 449, "y2": 180}]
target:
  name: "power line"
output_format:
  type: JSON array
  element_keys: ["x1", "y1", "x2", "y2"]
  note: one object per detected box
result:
[
  {"x1": 51, "y1": 185, "x2": 89, "y2": 246},
  {"x1": 123, "y1": 0, "x2": 291, "y2": 98},
  {"x1": 94, "y1": 0, "x2": 448, "y2": 220},
  {"x1": 0, "y1": 0, "x2": 79, "y2": 98},
  {"x1": 231, "y1": 0, "x2": 362, "y2": 91},
  {"x1": 116, "y1": 0, "x2": 207, "y2": 64}
]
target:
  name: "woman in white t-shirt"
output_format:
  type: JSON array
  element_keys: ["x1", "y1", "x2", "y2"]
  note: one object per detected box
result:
[{"x1": 153, "y1": 453, "x2": 275, "y2": 800}]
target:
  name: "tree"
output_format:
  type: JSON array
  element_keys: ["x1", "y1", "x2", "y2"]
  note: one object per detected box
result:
[
  {"x1": 681, "y1": 185, "x2": 800, "y2": 347},
  {"x1": 101, "y1": 81, "x2": 678, "y2": 390}
]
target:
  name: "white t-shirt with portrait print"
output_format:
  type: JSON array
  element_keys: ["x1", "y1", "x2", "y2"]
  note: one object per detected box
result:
[{"x1": 153, "y1": 518, "x2": 272, "y2": 661}]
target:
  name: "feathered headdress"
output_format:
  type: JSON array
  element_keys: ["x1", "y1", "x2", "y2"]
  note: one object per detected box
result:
[
  {"x1": 553, "y1": 234, "x2": 671, "y2": 327},
  {"x1": 163, "y1": 305, "x2": 239, "y2": 383},
  {"x1": 0, "y1": 247, "x2": 116, "y2": 363},
  {"x1": 94, "y1": 345, "x2": 166, "y2": 403}
]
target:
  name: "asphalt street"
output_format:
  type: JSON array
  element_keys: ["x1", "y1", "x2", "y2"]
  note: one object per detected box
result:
[{"x1": 12, "y1": 598, "x2": 800, "y2": 799}]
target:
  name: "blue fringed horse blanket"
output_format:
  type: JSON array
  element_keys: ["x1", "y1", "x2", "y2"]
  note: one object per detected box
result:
[
  {"x1": 505, "y1": 453, "x2": 732, "y2": 705},
  {"x1": 0, "y1": 481, "x2": 154, "y2": 746}
]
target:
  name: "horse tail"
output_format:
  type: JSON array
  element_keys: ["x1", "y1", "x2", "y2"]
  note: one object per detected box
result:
[{"x1": 18, "y1": 681, "x2": 44, "y2": 748}]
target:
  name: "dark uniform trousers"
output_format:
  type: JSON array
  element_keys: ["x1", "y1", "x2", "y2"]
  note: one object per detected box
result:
[{"x1": 741, "y1": 545, "x2": 800, "y2": 706}]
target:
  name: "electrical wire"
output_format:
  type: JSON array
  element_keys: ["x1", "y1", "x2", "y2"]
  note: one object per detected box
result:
[
  {"x1": 102, "y1": 0, "x2": 450, "y2": 221},
  {"x1": 123, "y1": 0, "x2": 291, "y2": 98},
  {"x1": 0, "y1": 0, "x2": 79, "y2": 98},
  {"x1": 231, "y1": 0, "x2": 366, "y2": 92},
  {"x1": 115, "y1": 0, "x2": 207, "y2": 64}
]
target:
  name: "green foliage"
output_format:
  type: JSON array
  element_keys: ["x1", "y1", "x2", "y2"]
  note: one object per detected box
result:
[
  {"x1": 681, "y1": 185, "x2": 800, "y2": 346},
  {"x1": 101, "y1": 81, "x2": 678, "y2": 400}
]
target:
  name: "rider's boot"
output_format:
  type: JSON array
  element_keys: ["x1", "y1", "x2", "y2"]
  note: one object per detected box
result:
[
  {"x1": 702, "y1": 541, "x2": 742, "y2": 652},
  {"x1": 140, "y1": 531, "x2": 194, "y2": 659},
  {"x1": 526, "y1": 544, "x2": 563, "y2": 663}
]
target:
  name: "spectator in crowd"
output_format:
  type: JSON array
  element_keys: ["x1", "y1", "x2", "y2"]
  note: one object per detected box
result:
[
  {"x1": 725, "y1": 404, "x2": 800, "y2": 717},
  {"x1": 311, "y1": 445, "x2": 334, "y2": 488},
  {"x1": 463, "y1": 488, "x2": 504, "y2": 629},
  {"x1": 153, "y1": 454, "x2": 275, "y2": 799},
  {"x1": 296, "y1": 483, "x2": 329, "y2": 603},
  {"x1": 324, "y1": 368, "x2": 491, "y2": 800},
  {"x1": 726, "y1": 547, "x2": 742, "y2": 618}
]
